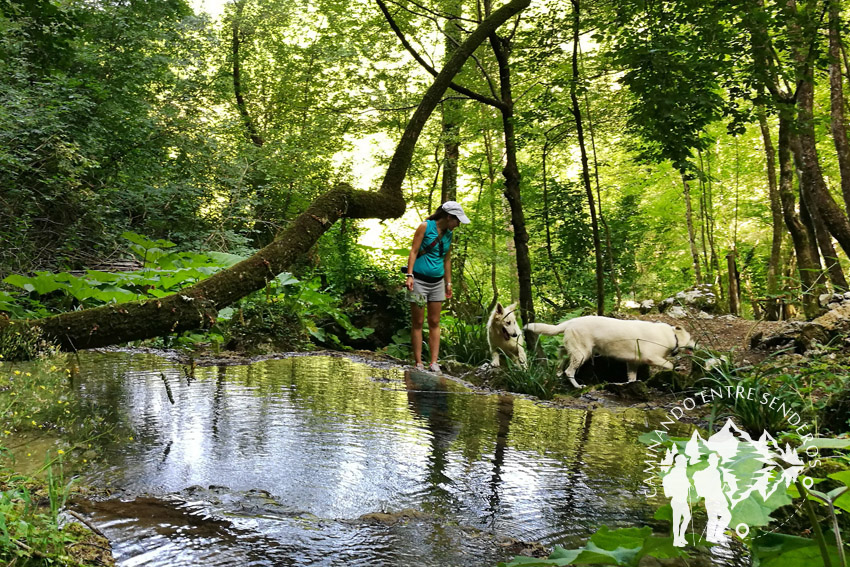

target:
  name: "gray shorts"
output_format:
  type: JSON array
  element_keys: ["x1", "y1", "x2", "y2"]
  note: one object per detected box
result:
[{"x1": 409, "y1": 276, "x2": 446, "y2": 304}]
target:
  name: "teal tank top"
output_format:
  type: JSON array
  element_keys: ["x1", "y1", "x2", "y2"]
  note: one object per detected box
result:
[{"x1": 413, "y1": 220, "x2": 453, "y2": 278}]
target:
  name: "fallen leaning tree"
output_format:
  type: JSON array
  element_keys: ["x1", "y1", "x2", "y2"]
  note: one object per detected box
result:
[{"x1": 0, "y1": 0, "x2": 530, "y2": 356}]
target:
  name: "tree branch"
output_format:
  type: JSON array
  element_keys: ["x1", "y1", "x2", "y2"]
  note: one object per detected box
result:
[{"x1": 375, "y1": 0, "x2": 507, "y2": 110}]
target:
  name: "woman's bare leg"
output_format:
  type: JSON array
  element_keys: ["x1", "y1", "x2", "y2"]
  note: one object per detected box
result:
[
  {"x1": 411, "y1": 302, "x2": 425, "y2": 366},
  {"x1": 426, "y1": 301, "x2": 442, "y2": 365}
]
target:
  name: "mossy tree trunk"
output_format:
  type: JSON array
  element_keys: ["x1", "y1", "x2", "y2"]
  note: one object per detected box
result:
[{"x1": 1, "y1": 0, "x2": 530, "y2": 354}]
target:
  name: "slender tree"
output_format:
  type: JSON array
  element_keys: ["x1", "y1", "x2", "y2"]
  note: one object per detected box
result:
[
  {"x1": 569, "y1": 0, "x2": 604, "y2": 314},
  {"x1": 828, "y1": 0, "x2": 850, "y2": 216},
  {"x1": 757, "y1": 106, "x2": 785, "y2": 320}
]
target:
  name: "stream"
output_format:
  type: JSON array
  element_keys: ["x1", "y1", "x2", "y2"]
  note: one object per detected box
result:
[{"x1": 48, "y1": 351, "x2": 742, "y2": 566}]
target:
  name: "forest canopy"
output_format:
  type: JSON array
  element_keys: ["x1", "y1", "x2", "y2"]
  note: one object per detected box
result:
[{"x1": 3, "y1": 0, "x2": 850, "y2": 347}]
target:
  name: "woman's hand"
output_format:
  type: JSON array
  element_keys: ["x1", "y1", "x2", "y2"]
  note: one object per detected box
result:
[
  {"x1": 445, "y1": 282, "x2": 452, "y2": 299},
  {"x1": 405, "y1": 275, "x2": 414, "y2": 291}
]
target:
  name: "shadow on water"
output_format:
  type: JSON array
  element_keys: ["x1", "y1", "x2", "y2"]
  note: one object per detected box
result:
[{"x1": 55, "y1": 351, "x2": 736, "y2": 566}]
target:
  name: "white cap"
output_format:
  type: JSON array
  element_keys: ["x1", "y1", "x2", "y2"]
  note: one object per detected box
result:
[{"x1": 441, "y1": 201, "x2": 470, "y2": 224}]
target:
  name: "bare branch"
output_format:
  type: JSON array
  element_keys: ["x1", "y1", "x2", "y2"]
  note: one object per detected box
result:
[
  {"x1": 375, "y1": 0, "x2": 507, "y2": 110},
  {"x1": 385, "y1": 0, "x2": 479, "y2": 24}
]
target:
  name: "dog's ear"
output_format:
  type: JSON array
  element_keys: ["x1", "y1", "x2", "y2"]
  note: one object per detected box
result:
[{"x1": 495, "y1": 302, "x2": 504, "y2": 314}]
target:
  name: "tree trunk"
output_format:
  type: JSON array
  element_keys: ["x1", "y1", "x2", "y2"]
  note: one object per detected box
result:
[
  {"x1": 802, "y1": 183, "x2": 847, "y2": 290},
  {"x1": 231, "y1": 1, "x2": 264, "y2": 149},
  {"x1": 697, "y1": 149, "x2": 711, "y2": 279},
  {"x1": 705, "y1": 150, "x2": 721, "y2": 293},
  {"x1": 727, "y1": 252, "x2": 740, "y2": 316},
  {"x1": 681, "y1": 174, "x2": 703, "y2": 285},
  {"x1": 542, "y1": 140, "x2": 566, "y2": 294},
  {"x1": 570, "y1": 0, "x2": 604, "y2": 315},
  {"x1": 777, "y1": 111, "x2": 823, "y2": 319},
  {"x1": 440, "y1": 0, "x2": 464, "y2": 202},
  {"x1": 757, "y1": 107, "x2": 784, "y2": 320},
  {"x1": 489, "y1": 31, "x2": 535, "y2": 328},
  {"x1": 3, "y1": 0, "x2": 532, "y2": 352},
  {"x1": 829, "y1": 0, "x2": 850, "y2": 216},
  {"x1": 482, "y1": 118, "x2": 500, "y2": 311},
  {"x1": 788, "y1": 0, "x2": 850, "y2": 257},
  {"x1": 585, "y1": 86, "x2": 619, "y2": 308}
]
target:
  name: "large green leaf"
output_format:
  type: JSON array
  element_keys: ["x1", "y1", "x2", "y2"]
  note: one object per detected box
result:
[
  {"x1": 829, "y1": 471, "x2": 850, "y2": 513},
  {"x1": 800, "y1": 439, "x2": 850, "y2": 450},
  {"x1": 205, "y1": 252, "x2": 249, "y2": 267},
  {"x1": 751, "y1": 533, "x2": 842, "y2": 567},
  {"x1": 3, "y1": 273, "x2": 68, "y2": 295},
  {"x1": 121, "y1": 231, "x2": 176, "y2": 250}
]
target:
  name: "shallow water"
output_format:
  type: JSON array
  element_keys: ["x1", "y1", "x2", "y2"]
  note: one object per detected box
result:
[{"x1": 56, "y1": 351, "x2": 726, "y2": 566}]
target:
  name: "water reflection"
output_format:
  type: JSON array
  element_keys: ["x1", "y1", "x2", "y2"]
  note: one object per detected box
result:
[{"x1": 63, "y1": 352, "x2": 701, "y2": 566}]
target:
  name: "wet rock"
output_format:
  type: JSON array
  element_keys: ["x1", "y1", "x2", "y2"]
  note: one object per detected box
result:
[
  {"x1": 603, "y1": 380, "x2": 651, "y2": 401},
  {"x1": 497, "y1": 537, "x2": 550, "y2": 558},
  {"x1": 644, "y1": 369, "x2": 695, "y2": 393},
  {"x1": 359, "y1": 508, "x2": 429, "y2": 525}
]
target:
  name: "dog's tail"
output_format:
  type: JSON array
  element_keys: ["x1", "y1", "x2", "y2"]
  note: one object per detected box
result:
[{"x1": 525, "y1": 321, "x2": 571, "y2": 335}]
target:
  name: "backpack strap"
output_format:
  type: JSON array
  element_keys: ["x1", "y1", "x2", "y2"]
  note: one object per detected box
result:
[{"x1": 417, "y1": 234, "x2": 442, "y2": 257}]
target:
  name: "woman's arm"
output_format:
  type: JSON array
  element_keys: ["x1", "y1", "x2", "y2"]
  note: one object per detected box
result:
[
  {"x1": 405, "y1": 223, "x2": 427, "y2": 290},
  {"x1": 443, "y1": 247, "x2": 452, "y2": 299}
]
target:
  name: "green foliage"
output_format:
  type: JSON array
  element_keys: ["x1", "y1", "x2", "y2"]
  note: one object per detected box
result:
[
  {"x1": 439, "y1": 312, "x2": 491, "y2": 366},
  {"x1": 750, "y1": 532, "x2": 844, "y2": 567},
  {"x1": 498, "y1": 526, "x2": 688, "y2": 567},
  {"x1": 605, "y1": 0, "x2": 732, "y2": 173},
  {"x1": 492, "y1": 354, "x2": 562, "y2": 400},
  {"x1": 0, "y1": 455, "x2": 79, "y2": 566},
  {"x1": 1, "y1": 233, "x2": 231, "y2": 317},
  {"x1": 383, "y1": 328, "x2": 412, "y2": 360},
  {"x1": 0, "y1": 358, "x2": 124, "y2": 565},
  {"x1": 697, "y1": 362, "x2": 806, "y2": 436},
  {"x1": 0, "y1": 324, "x2": 57, "y2": 361},
  {"x1": 693, "y1": 345, "x2": 850, "y2": 436}
]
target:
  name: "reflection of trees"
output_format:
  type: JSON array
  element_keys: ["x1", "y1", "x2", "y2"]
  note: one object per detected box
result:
[
  {"x1": 486, "y1": 395, "x2": 515, "y2": 524},
  {"x1": 405, "y1": 371, "x2": 459, "y2": 507},
  {"x1": 556, "y1": 410, "x2": 594, "y2": 530}
]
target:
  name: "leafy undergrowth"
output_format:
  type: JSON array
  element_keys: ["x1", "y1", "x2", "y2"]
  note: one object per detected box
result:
[{"x1": 1, "y1": 357, "x2": 122, "y2": 565}]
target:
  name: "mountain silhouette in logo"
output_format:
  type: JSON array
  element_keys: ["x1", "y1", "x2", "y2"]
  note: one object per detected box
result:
[{"x1": 658, "y1": 418, "x2": 807, "y2": 546}]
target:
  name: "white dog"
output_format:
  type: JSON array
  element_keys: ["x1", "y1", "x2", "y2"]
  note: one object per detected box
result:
[
  {"x1": 525, "y1": 316, "x2": 695, "y2": 388},
  {"x1": 487, "y1": 302, "x2": 527, "y2": 368}
]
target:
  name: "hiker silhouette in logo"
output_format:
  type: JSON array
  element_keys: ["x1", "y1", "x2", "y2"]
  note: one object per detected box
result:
[
  {"x1": 662, "y1": 454, "x2": 692, "y2": 547},
  {"x1": 693, "y1": 452, "x2": 732, "y2": 542}
]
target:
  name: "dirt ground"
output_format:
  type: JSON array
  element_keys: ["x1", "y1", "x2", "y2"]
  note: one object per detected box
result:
[{"x1": 635, "y1": 313, "x2": 789, "y2": 361}]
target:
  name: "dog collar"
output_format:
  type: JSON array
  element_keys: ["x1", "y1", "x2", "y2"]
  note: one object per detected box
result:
[{"x1": 671, "y1": 334, "x2": 680, "y2": 355}]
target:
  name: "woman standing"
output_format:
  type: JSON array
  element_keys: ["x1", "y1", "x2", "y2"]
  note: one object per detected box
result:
[{"x1": 404, "y1": 201, "x2": 470, "y2": 372}]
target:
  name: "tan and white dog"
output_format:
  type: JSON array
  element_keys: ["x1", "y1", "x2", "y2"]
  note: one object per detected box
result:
[
  {"x1": 525, "y1": 316, "x2": 695, "y2": 388},
  {"x1": 487, "y1": 302, "x2": 527, "y2": 368}
]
